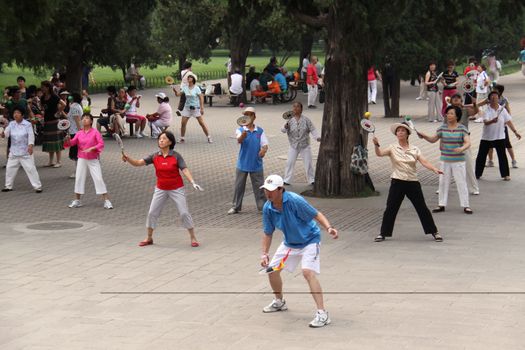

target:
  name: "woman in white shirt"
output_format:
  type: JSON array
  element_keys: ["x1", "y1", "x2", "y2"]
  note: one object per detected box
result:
[{"x1": 1, "y1": 106, "x2": 42, "y2": 192}]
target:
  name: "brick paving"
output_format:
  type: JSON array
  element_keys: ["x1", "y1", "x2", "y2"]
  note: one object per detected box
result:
[{"x1": 0, "y1": 72, "x2": 524, "y2": 349}]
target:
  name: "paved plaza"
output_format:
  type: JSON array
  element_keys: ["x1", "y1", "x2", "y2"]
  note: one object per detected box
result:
[{"x1": 1, "y1": 73, "x2": 524, "y2": 349}]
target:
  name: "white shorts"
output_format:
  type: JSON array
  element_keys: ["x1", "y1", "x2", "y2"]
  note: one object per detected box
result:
[
  {"x1": 181, "y1": 106, "x2": 201, "y2": 118},
  {"x1": 269, "y1": 242, "x2": 321, "y2": 274}
]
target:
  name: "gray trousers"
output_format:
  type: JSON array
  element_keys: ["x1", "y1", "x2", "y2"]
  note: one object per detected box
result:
[
  {"x1": 146, "y1": 187, "x2": 194, "y2": 229},
  {"x1": 232, "y1": 169, "x2": 266, "y2": 211}
]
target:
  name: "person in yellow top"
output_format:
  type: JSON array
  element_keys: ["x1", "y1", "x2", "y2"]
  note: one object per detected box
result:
[{"x1": 372, "y1": 122, "x2": 443, "y2": 242}]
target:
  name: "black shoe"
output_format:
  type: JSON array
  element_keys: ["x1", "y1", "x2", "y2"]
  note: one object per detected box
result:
[
  {"x1": 432, "y1": 206, "x2": 445, "y2": 213},
  {"x1": 2, "y1": 187, "x2": 12, "y2": 192},
  {"x1": 176, "y1": 110, "x2": 182, "y2": 117},
  {"x1": 35, "y1": 188, "x2": 43, "y2": 193}
]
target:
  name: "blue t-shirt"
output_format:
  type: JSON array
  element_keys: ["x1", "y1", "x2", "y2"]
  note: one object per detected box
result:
[
  {"x1": 237, "y1": 126, "x2": 265, "y2": 172},
  {"x1": 182, "y1": 85, "x2": 202, "y2": 108},
  {"x1": 520, "y1": 49, "x2": 525, "y2": 63},
  {"x1": 274, "y1": 73, "x2": 287, "y2": 91},
  {"x1": 263, "y1": 191, "x2": 321, "y2": 249}
]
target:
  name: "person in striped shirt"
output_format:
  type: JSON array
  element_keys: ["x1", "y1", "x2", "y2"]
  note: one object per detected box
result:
[{"x1": 417, "y1": 105, "x2": 473, "y2": 214}]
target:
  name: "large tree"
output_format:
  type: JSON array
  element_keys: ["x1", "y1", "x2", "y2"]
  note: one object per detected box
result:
[
  {"x1": 151, "y1": 0, "x2": 225, "y2": 73},
  {"x1": 4, "y1": 0, "x2": 157, "y2": 93}
]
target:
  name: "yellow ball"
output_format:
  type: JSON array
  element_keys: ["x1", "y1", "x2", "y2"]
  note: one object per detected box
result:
[{"x1": 364, "y1": 112, "x2": 371, "y2": 119}]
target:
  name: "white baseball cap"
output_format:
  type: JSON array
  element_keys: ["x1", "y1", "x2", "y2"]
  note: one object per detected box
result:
[
  {"x1": 243, "y1": 107, "x2": 256, "y2": 115},
  {"x1": 260, "y1": 174, "x2": 284, "y2": 191},
  {"x1": 155, "y1": 92, "x2": 167, "y2": 99}
]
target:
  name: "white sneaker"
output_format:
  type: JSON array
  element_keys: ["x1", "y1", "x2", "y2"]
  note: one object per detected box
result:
[
  {"x1": 416, "y1": 97, "x2": 423, "y2": 100},
  {"x1": 262, "y1": 299, "x2": 287, "y2": 313},
  {"x1": 486, "y1": 160, "x2": 494, "y2": 167},
  {"x1": 309, "y1": 310, "x2": 331, "y2": 328},
  {"x1": 135, "y1": 133, "x2": 143, "y2": 138},
  {"x1": 104, "y1": 200, "x2": 114, "y2": 209},
  {"x1": 207, "y1": 136, "x2": 213, "y2": 143},
  {"x1": 227, "y1": 208, "x2": 238, "y2": 215},
  {"x1": 471, "y1": 191, "x2": 480, "y2": 195},
  {"x1": 512, "y1": 160, "x2": 518, "y2": 168},
  {"x1": 68, "y1": 200, "x2": 82, "y2": 208}
]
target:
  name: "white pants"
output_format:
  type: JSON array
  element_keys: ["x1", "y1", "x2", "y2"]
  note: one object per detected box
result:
[
  {"x1": 151, "y1": 120, "x2": 170, "y2": 136},
  {"x1": 438, "y1": 161, "x2": 469, "y2": 208},
  {"x1": 418, "y1": 80, "x2": 428, "y2": 99},
  {"x1": 427, "y1": 91, "x2": 442, "y2": 122},
  {"x1": 5, "y1": 155, "x2": 42, "y2": 190},
  {"x1": 522, "y1": 63, "x2": 525, "y2": 76},
  {"x1": 465, "y1": 149, "x2": 479, "y2": 193},
  {"x1": 367, "y1": 80, "x2": 377, "y2": 103},
  {"x1": 307, "y1": 84, "x2": 318, "y2": 106},
  {"x1": 284, "y1": 146, "x2": 315, "y2": 184},
  {"x1": 146, "y1": 187, "x2": 194, "y2": 229},
  {"x1": 269, "y1": 242, "x2": 321, "y2": 274},
  {"x1": 74, "y1": 158, "x2": 108, "y2": 195}
]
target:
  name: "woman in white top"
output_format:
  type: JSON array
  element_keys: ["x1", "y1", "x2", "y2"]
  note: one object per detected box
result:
[
  {"x1": 146, "y1": 93, "x2": 172, "y2": 137},
  {"x1": 1, "y1": 106, "x2": 42, "y2": 192},
  {"x1": 173, "y1": 75, "x2": 212, "y2": 143},
  {"x1": 372, "y1": 122, "x2": 443, "y2": 242}
]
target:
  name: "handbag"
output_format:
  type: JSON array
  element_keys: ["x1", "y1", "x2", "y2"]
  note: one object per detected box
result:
[{"x1": 350, "y1": 145, "x2": 368, "y2": 175}]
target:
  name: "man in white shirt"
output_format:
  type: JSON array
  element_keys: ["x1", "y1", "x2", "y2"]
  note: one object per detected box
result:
[
  {"x1": 229, "y1": 69, "x2": 243, "y2": 95},
  {"x1": 475, "y1": 91, "x2": 521, "y2": 181}
]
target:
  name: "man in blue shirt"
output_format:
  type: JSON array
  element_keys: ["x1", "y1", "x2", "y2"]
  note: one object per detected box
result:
[
  {"x1": 228, "y1": 107, "x2": 269, "y2": 214},
  {"x1": 259, "y1": 174, "x2": 339, "y2": 328},
  {"x1": 274, "y1": 70, "x2": 287, "y2": 92}
]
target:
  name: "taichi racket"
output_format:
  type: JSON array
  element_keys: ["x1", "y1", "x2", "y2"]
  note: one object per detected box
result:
[
  {"x1": 360, "y1": 119, "x2": 376, "y2": 135},
  {"x1": 259, "y1": 249, "x2": 291, "y2": 275},
  {"x1": 113, "y1": 133, "x2": 125, "y2": 155}
]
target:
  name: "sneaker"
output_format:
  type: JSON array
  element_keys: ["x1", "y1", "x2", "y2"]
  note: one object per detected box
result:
[
  {"x1": 104, "y1": 200, "x2": 114, "y2": 209},
  {"x1": 309, "y1": 310, "x2": 331, "y2": 328},
  {"x1": 207, "y1": 136, "x2": 213, "y2": 143},
  {"x1": 471, "y1": 191, "x2": 480, "y2": 195},
  {"x1": 486, "y1": 160, "x2": 494, "y2": 167},
  {"x1": 135, "y1": 133, "x2": 143, "y2": 138},
  {"x1": 416, "y1": 97, "x2": 423, "y2": 100},
  {"x1": 68, "y1": 200, "x2": 82, "y2": 208},
  {"x1": 140, "y1": 131, "x2": 146, "y2": 137},
  {"x1": 69, "y1": 173, "x2": 76, "y2": 179},
  {"x1": 262, "y1": 299, "x2": 288, "y2": 313},
  {"x1": 178, "y1": 137, "x2": 185, "y2": 143},
  {"x1": 374, "y1": 234, "x2": 385, "y2": 242},
  {"x1": 227, "y1": 208, "x2": 238, "y2": 215},
  {"x1": 512, "y1": 160, "x2": 518, "y2": 168},
  {"x1": 35, "y1": 188, "x2": 42, "y2": 193},
  {"x1": 1, "y1": 187, "x2": 13, "y2": 192}
]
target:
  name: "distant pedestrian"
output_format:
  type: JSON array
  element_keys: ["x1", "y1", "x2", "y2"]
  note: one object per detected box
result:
[
  {"x1": 424, "y1": 62, "x2": 442, "y2": 122},
  {"x1": 441, "y1": 60, "x2": 459, "y2": 116},
  {"x1": 306, "y1": 56, "x2": 319, "y2": 109},
  {"x1": 367, "y1": 66, "x2": 381, "y2": 104}
]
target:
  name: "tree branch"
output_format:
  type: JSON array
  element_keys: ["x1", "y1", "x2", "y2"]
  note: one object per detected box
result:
[{"x1": 290, "y1": 10, "x2": 328, "y2": 28}]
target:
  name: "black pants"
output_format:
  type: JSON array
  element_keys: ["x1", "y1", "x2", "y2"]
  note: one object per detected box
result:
[
  {"x1": 475, "y1": 139, "x2": 509, "y2": 178},
  {"x1": 380, "y1": 179, "x2": 437, "y2": 237}
]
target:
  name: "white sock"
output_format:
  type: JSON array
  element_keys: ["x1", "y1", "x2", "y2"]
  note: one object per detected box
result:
[{"x1": 317, "y1": 309, "x2": 326, "y2": 314}]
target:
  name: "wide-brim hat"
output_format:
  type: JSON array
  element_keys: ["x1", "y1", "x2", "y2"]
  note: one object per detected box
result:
[{"x1": 390, "y1": 122, "x2": 412, "y2": 135}]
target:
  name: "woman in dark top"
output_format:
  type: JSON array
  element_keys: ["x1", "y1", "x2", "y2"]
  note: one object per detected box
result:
[
  {"x1": 424, "y1": 62, "x2": 442, "y2": 123},
  {"x1": 40, "y1": 80, "x2": 64, "y2": 167},
  {"x1": 441, "y1": 60, "x2": 459, "y2": 116}
]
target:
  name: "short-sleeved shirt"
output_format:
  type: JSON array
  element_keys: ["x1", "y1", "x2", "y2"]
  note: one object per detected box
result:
[
  {"x1": 235, "y1": 125, "x2": 269, "y2": 172},
  {"x1": 520, "y1": 49, "x2": 525, "y2": 63},
  {"x1": 367, "y1": 67, "x2": 376, "y2": 81},
  {"x1": 476, "y1": 71, "x2": 489, "y2": 93},
  {"x1": 285, "y1": 115, "x2": 317, "y2": 151},
  {"x1": 306, "y1": 64, "x2": 318, "y2": 85},
  {"x1": 143, "y1": 150, "x2": 187, "y2": 190},
  {"x1": 437, "y1": 124, "x2": 468, "y2": 162},
  {"x1": 156, "y1": 102, "x2": 172, "y2": 124},
  {"x1": 442, "y1": 70, "x2": 459, "y2": 90},
  {"x1": 230, "y1": 73, "x2": 243, "y2": 95},
  {"x1": 274, "y1": 73, "x2": 287, "y2": 91},
  {"x1": 67, "y1": 103, "x2": 83, "y2": 135},
  {"x1": 182, "y1": 86, "x2": 202, "y2": 108},
  {"x1": 482, "y1": 106, "x2": 512, "y2": 141},
  {"x1": 263, "y1": 191, "x2": 321, "y2": 249},
  {"x1": 387, "y1": 144, "x2": 421, "y2": 181}
]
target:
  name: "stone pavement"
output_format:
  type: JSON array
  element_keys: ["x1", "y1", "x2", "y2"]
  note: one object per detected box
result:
[{"x1": 0, "y1": 73, "x2": 524, "y2": 349}]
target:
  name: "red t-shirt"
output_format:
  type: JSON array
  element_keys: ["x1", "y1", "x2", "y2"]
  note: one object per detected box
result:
[
  {"x1": 306, "y1": 64, "x2": 318, "y2": 85},
  {"x1": 367, "y1": 67, "x2": 376, "y2": 81},
  {"x1": 144, "y1": 150, "x2": 187, "y2": 190}
]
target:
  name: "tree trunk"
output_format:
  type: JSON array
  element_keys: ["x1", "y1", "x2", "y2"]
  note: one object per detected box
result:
[
  {"x1": 177, "y1": 53, "x2": 187, "y2": 75},
  {"x1": 312, "y1": 4, "x2": 374, "y2": 197},
  {"x1": 120, "y1": 64, "x2": 127, "y2": 81},
  {"x1": 65, "y1": 53, "x2": 83, "y2": 94},
  {"x1": 299, "y1": 31, "x2": 314, "y2": 73},
  {"x1": 229, "y1": 37, "x2": 251, "y2": 102}
]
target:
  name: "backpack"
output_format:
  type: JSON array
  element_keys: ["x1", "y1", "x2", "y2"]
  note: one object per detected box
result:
[{"x1": 350, "y1": 145, "x2": 368, "y2": 175}]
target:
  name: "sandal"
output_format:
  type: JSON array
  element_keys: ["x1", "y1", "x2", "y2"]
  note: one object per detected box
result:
[
  {"x1": 374, "y1": 235, "x2": 385, "y2": 242},
  {"x1": 191, "y1": 241, "x2": 200, "y2": 247},
  {"x1": 463, "y1": 207, "x2": 473, "y2": 214},
  {"x1": 138, "y1": 239, "x2": 153, "y2": 247},
  {"x1": 432, "y1": 206, "x2": 445, "y2": 213},
  {"x1": 432, "y1": 233, "x2": 443, "y2": 242}
]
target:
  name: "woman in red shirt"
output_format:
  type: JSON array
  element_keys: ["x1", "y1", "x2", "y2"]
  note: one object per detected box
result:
[{"x1": 122, "y1": 131, "x2": 203, "y2": 247}]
